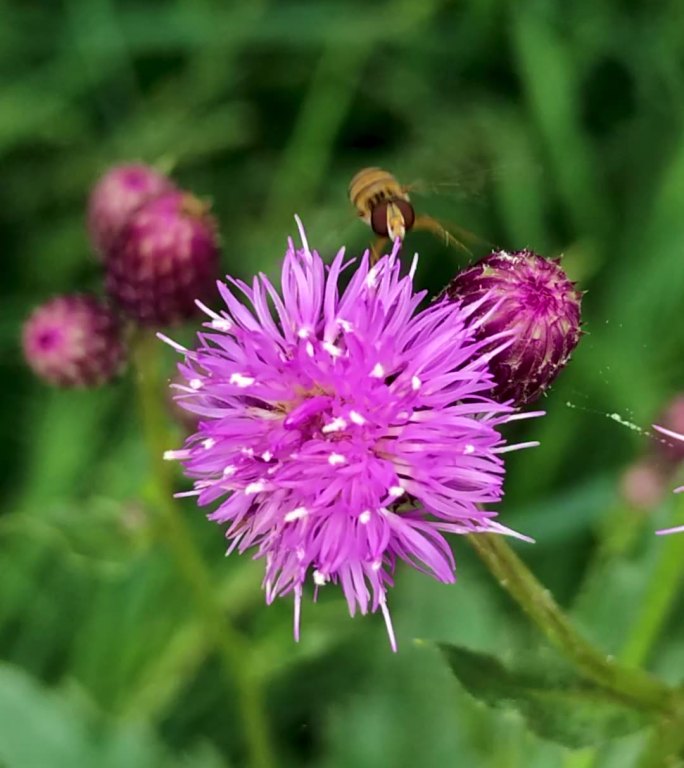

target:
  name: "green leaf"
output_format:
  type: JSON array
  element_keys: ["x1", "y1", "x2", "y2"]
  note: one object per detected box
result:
[
  {"x1": 438, "y1": 644, "x2": 651, "y2": 748},
  {"x1": 0, "y1": 664, "x2": 230, "y2": 768}
]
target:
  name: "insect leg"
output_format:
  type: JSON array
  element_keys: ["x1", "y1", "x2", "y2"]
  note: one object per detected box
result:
[
  {"x1": 413, "y1": 215, "x2": 473, "y2": 257},
  {"x1": 370, "y1": 237, "x2": 390, "y2": 265}
]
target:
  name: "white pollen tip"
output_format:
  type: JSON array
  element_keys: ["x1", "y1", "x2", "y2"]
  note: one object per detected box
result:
[
  {"x1": 284, "y1": 507, "x2": 308, "y2": 522},
  {"x1": 244, "y1": 481, "x2": 266, "y2": 495},
  {"x1": 323, "y1": 341, "x2": 342, "y2": 358},
  {"x1": 294, "y1": 214, "x2": 313, "y2": 262},
  {"x1": 222, "y1": 465, "x2": 236, "y2": 477},
  {"x1": 305, "y1": 341, "x2": 315, "y2": 357},
  {"x1": 297, "y1": 327, "x2": 310, "y2": 339},
  {"x1": 202, "y1": 438, "x2": 215, "y2": 450},
  {"x1": 157, "y1": 333, "x2": 188, "y2": 354},
  {"x1": 349, "y1": 410, "x2": 366, "y2": 426},
  {"x1": 389, "y1": 485, "x2": 404, "y2": 498},
  {"x1": 313, "y1": 569, "x2": 328, "y2": 586},
  {"x1": 464, "y1": 444, "x2": 475, "y2": 454},
  {"x1": 322, "y1": 417, "x2": 347, "y2": 434},
  {"x1": 337, "y1": 318, "x2": 353, "y2": 332},
  {"x1": 411, "y1": 375, "x2": 422, "y2": 391},
  {"x1": 371, "y1": 560, "x2": 382, "y2": 572},
  {"x1": 370, "y1": 363, "x2": 385, "y2": 379},
  {"x1": 328, "y1": 452, "x2": 346, "y2": 466},
  {"x1": 365, "y1": 266, "x2": 379, "y2": 288},
  {"x1": 359, "y1": 510, "x2": 372, "y2": 524},
  {"x1": 229, "y1": 372, "x2": 255, "y2": 388},
  {"x1": 163, "y1": 449, "x2": 187, "y2": 461},
  {"x1": 261, "y1": 451, "x2": 273, "y2": 462},
  {"x1": 211, "y1": 318, "x2": 233, "y2": 331},
  {"x1": 189, "y1": 378, "x2": 203, "y2": 390}
]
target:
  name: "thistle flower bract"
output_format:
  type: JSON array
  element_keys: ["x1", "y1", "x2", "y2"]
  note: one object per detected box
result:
[
  {"x1": 87, "y1": 163, "x2": 175, "y2": 259},
  {"x1": 105, "y1": 191, "x2": 221, "y2": 326},
  {"x1": 443, "y1": 250, "x2": 582, "y2": 406},
  {"x1": 164, "y1": 221, "x2": 538, "y2": 648},
  {"x1": 22, "y1": 295, "x2": 126, "y2": 387}
]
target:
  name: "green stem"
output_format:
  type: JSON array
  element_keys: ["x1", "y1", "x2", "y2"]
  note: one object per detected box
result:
[
  {"x1": 563, "y1": 498, "x2": 684, "y2": 768},
  {"x1": 636, "y1": 718, "x2": 684, "y2": 768},
  {"x1": 131, "y1": 329, "x2": 275, "y2": 768},
  {"x1": 620, "y1": 500, "x2": 684, "y2": 667},
  {"x1": 466, "y1": 533, "x2": 678, "y2": 716}
]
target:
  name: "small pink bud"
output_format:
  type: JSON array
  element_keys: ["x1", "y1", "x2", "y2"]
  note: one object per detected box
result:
[
  {"x1": 87, "y1": 164, "x2": 175, "y2": 259},
  {"x1": 619, "y1": 460, "x2": 666, "y2": 510},
  {"x1": 22, "y1": 295, "x2": 126, "y2": 387},
  {"x1": 443, "y1": 250, "x2": 582, "y2": 406},
  {"x1": 105, "y1": 191, "x2": 221, "y2": 326}
]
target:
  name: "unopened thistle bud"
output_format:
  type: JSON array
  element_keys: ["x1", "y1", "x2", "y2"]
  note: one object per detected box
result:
[
  {"x1": 619, "y1": 460, "x2": 666, "y2": 510},
  {"x1": 442, "y1": 250, "x2": 582, "y2": 406},
  {"x1": 105, "y1": 191, "x2": 221, "y2": 327},
  {"x1": 22, "y1": 295, "x2": 126, "y2": 387},
  {"x1": 87, "y1": 163, "x2": 175, "y2": 259}
]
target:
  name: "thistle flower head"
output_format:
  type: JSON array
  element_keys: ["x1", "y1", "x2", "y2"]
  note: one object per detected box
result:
[
  {"x1": 87, "y1": 163, "x2": 175, "y2": 259},
  {"x1": 165, "y1": 222, "x2": 538, "y2": 648},
  {"x1": 105, "y1": 190, "x2": 221, "y2": 326},
  {"x1": 22, "y1": 294, "x2": 126, "y2": 387},
  {"x1": 443, "y1": 250, "x2": 582, "y2": 406}
]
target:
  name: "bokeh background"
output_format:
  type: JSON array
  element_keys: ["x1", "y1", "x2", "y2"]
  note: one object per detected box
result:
[{"x1": 3, "y1": 1, "x2": 684, "y2": 766}]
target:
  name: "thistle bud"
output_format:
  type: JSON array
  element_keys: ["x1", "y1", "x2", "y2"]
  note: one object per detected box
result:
[
  {"x1": 619, "y1": 460, "x2": 666, "y2": 511},
  {"x1": 22, "y1": 295, "x2": 126, "y2": 387},
  {"x1": 443, "y1": 250, "x2": 582, "y2": 406},
  {"x1": 87, "y1": 163, "x2": 175, "y2": 259},
  {"x1": 105, "y1": 191, "x2": 221, "y2": 326},
  {"x1": 654, "y1": 395, "x2": 684, "y2": 466}
]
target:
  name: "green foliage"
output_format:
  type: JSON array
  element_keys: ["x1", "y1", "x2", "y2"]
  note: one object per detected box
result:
[
  {"x1": 5, "y1": 0, "x2": 684, "y2": 766},
  {"x1": 438, "y1": 644, "x2": 650, "y2": 748},
  {"x1": 0, "y1": 664, "x2": 229, "y2": 768}
]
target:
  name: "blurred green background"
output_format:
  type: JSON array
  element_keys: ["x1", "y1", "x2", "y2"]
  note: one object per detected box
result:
[{"x1": 4, "y1": 1, "x2": 684, "y2": 766}]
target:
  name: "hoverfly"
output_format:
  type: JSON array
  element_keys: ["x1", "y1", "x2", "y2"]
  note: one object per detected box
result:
[{"x1": 348, "y1": 166, "x2": 478, "y2": 263}]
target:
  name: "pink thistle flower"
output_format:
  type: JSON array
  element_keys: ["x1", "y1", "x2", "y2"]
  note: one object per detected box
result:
[
  {"x1": 22, "y1": 294, "x2": 126, "y2": 387},
  {"x1": 653, "y1": 424, "x2": 684, "y2": 535},
  {"x1": 163, "y1": 220, "x2": 539, "y2": 649},
  {"x1": 87, "y1": 163, "x2": 175, "y2": 259}
]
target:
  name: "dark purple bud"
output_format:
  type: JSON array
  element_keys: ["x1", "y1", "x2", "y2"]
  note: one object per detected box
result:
[
  {"x1": 87, "y1": 163, "x2": 175, "y2": 259},
  {"x1": 22, "y1": 295, "x2": 126, "y2": 387},
  {"x1": 443, "y1": 250, "x2": 582, "y2": 406},
  {"x1": 105, "y1": 191, "x2": 221, "y2": 327}
]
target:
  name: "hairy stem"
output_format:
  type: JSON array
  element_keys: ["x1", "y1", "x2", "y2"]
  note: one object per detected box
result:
[{"x1": 466, "y1": 533, "x2": 678, "y2": 716}]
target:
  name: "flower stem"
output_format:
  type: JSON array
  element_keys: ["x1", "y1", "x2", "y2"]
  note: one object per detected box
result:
[
  {"x1": 620, "y1": 499, "x2": 684, "y2": 667},
  {"x1": 567, "y1": 498, "x2": 684, "y2": 768},
  {"x1": 131, "y1": 329, "x2": 274, "y2": 768},
  {"x1": 466, "y1": 533, "x2": 678, "y2": 715}
]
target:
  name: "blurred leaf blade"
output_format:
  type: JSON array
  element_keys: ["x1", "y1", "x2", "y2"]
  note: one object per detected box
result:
[{"x1": 439, "y1": 644, "x2": 651, "y2": 748}]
